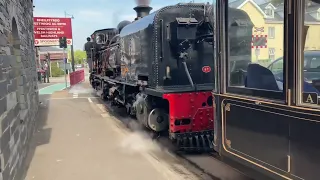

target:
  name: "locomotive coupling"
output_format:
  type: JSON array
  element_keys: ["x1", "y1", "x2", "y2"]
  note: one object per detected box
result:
[{"x1": 173, "y1": 130, "x2": 214, "y2": 153}]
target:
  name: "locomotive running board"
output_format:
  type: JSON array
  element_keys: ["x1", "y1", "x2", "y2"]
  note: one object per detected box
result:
[{"x1": 172, "y1": 130, "x2": 214, "y2": 153}]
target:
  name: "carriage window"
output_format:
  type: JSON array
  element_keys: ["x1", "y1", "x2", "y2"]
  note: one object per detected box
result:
[
  {"x1": 227, "y1": 0, "x2": 285, "y2": 97},
  {"x1": 299, "y1": 0, "x2": 320, "y2": 107}
]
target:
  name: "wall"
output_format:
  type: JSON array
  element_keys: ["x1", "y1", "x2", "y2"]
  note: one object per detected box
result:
[
  {"x1": 265, "y1": 23, "x2": 284, "y2": 60},
  {"x1": 305, "y1": 24, "x2": 320, "y2": 50},
  {"x1": 0, "y1": 0, "x2": 39, "y2": 179}
]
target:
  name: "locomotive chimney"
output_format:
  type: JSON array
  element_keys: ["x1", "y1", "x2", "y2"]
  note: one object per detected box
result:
[{"x1": 134, "y1": 0, "x2": 152, "y2": 20}]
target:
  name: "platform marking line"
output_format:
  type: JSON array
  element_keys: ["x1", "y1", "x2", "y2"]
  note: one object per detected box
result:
[
  {"x1": 92, "y1": 103, "x2": 188, "y2": 180},
  {"x1": 73, "y1": 93, "x2": 78, "y2": 98},
  {"x1": 107, "y1": 118, "x2": 186, "y2": 180},
  {"x1": 101, "y1": 113, "x2": 110, "y2": 118},
  {"x1": 96, "y1": 104, "x2": 107, "y2": 113}
]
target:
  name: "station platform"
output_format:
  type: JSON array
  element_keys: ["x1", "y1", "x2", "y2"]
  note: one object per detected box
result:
[{"x1": 23, "y1": 83, "x2": 205, "y2": 180}]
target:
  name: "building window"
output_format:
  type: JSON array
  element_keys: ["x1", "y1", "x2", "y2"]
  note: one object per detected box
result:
[
  {"x1": 317, "y1": 9, "x2": 320, "y2": 20},
  {"x1": 265, "y1": 7, "x2": 274, "y2": 17},
  {"x1": 269, "y1": 48, "x2": 275, "y2": 61},
  {"x1": 268, "y1": 27, "x2": 275, "y2": 39}
]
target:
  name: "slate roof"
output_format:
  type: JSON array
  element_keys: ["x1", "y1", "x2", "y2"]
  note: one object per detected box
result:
[
  {"x1": 229, "y1": 0, "x2": 246, "y2": 8},
  {"x1": 39, "y1": 46, "x2": 63, "y2": 52}
]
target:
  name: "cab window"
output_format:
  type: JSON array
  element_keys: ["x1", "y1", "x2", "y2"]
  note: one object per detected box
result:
[
  {"x1": 96, "y1": 33, "x2": 106, "y2": 44},
  {"x1": 226, "y1": 0, "x2": 285, "y2": 99}
]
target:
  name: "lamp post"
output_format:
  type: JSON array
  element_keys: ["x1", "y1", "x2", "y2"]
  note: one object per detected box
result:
[{"x1": 64, "y1": 11, "x2": 75, "y2": 72}]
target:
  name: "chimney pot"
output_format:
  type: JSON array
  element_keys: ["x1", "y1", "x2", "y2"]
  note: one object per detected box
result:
[{"x1": 133, "y1": 5, "x2": 152, "y2": 20}]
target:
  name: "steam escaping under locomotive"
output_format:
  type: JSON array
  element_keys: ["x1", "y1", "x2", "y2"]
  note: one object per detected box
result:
[{"x1": 89, "y1": 3, "x2": 253, "y2": 152}]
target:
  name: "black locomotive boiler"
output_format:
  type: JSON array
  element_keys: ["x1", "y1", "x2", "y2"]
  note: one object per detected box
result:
[{"x1": 90, "y1": 3, "x2": 215, "y2": 152}]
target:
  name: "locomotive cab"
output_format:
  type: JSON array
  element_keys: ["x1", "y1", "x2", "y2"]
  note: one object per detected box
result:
[{"x1": 89, "y1": 28, "x2": 118, "y2": 87}]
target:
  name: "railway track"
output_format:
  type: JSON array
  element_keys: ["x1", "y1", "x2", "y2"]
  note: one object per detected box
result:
[{"x1": 92, "y1": 91, "x2": 252, "y2": 180}]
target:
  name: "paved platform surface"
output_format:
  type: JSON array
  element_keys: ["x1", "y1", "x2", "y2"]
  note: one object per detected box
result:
[{"x1": 24, "y1": 83, "x2": 204, "y2": 180}]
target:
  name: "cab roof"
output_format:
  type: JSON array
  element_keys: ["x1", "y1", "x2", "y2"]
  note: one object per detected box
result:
[{"x1": 91, "y1": 28, "x2": 116, "y2": 36}]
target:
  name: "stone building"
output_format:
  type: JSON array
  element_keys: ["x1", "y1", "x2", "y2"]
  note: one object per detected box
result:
[{"x1": 0, "y1": 0, "x2": 39, "y2": 179}]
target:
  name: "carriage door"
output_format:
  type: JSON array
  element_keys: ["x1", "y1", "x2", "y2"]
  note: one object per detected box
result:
[
  {"x1": 219, "y1": 0, "x2": 290, "y2": 175},
  {"x1": 288, "y1": 1, "x2": 320, "y2": 179}
]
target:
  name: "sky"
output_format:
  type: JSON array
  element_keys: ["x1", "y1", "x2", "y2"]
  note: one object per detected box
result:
[{"x1": 33, "y1": 0, "x2": 211, "y2": 50}]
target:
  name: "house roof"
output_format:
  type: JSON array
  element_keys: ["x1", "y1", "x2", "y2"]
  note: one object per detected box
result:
[
  {"x1": 229, "y1": 0, "x2": 267, "y2": 7},
  {"x1": 229, "y1": 0, "x2": 246, "y2": 8},
  {"x1": 91, "y1": 28, "x2": 117, "y2": 37},
  {"x1": 231, "y1": 0, "x2": 320, "y2": 23},
  {"x1": 39, "y1": 46, "x2": 63, "y2": 52},
  {"x1": 39, "y1": 53, "x2": 66, "y2": 61},
  {"x1": 238, "y1": 0, "x2": 268, "y2": 18}
]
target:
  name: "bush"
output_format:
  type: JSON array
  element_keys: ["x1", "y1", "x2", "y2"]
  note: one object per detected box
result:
[{"x1": 50, "y1": 62, "x2": 64, "y2": 77}]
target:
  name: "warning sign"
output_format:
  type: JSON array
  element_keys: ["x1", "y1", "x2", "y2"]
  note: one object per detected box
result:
[{"x1": 251, "y1": 35, "x2": 267, "y2": 48}]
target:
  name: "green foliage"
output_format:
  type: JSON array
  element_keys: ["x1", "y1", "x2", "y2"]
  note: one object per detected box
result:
[
  {"x1": 68, "y1": 50, "x2": 87, "y2": 64},
  {"x1": 50, "y1": 62, "x2": 64, "y2": 77}
]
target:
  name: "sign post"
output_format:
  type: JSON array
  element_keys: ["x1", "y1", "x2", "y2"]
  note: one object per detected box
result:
[
  {"x1": 63, "y1": 50, "x2": 67, "y2": 89},
  {"x1": 59, "y1": 36, "x2": 68, "y2": 88}
]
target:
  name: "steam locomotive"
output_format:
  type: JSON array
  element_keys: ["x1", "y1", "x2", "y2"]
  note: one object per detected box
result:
[{"x1": 89, "y1": 3, "x2": 253, "y2": 152}]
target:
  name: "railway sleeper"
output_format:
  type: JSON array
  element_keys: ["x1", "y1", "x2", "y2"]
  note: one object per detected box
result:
[{"x1": 174, "y1": 130, "x2": 214, "y2": 153}]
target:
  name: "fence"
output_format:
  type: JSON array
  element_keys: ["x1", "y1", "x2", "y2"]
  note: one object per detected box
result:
[{"x1": 69, "y1": 69, "x2": 85, "y2": 86}]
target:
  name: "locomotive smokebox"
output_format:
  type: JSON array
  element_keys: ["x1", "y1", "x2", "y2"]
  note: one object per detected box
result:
[{"x1": 134, "y1": 0, "x2": 152, "y2": 20}]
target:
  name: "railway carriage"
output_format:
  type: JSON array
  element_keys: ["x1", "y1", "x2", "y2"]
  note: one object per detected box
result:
[{"x1": 212, "y1": 0, "x2": 320, "y2": 179}]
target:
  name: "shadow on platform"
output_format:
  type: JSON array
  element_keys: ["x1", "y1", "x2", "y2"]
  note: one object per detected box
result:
[{"x1": 21, "y1": 95, "x2": 52, "y2": 180}]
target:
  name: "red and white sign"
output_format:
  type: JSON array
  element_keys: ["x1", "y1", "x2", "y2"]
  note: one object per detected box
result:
[
  {"x1": 202, "y1": 66, "x2": 211, "y2": 73},
  {"x1": 251, "y1": 35, "x2": 268, "y2": 49},
  {"x1": 34, "y1": 17, "x2": 73, "y2": 46}
]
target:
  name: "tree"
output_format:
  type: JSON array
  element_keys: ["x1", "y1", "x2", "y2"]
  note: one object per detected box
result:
[{"x1": 72, "y1": 50, "x2": 87, "y2": 64}]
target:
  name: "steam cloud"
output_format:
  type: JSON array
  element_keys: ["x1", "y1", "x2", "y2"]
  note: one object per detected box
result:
[
  {"x1": 69, "y1": 84, "x2": 95, "y2": 94},
  {"x1": 118, "y1": 119, "x2": 163, "y2": 155},
  {"x1": 135, "y1": 0, "x2": 151, "y2": 6}
]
